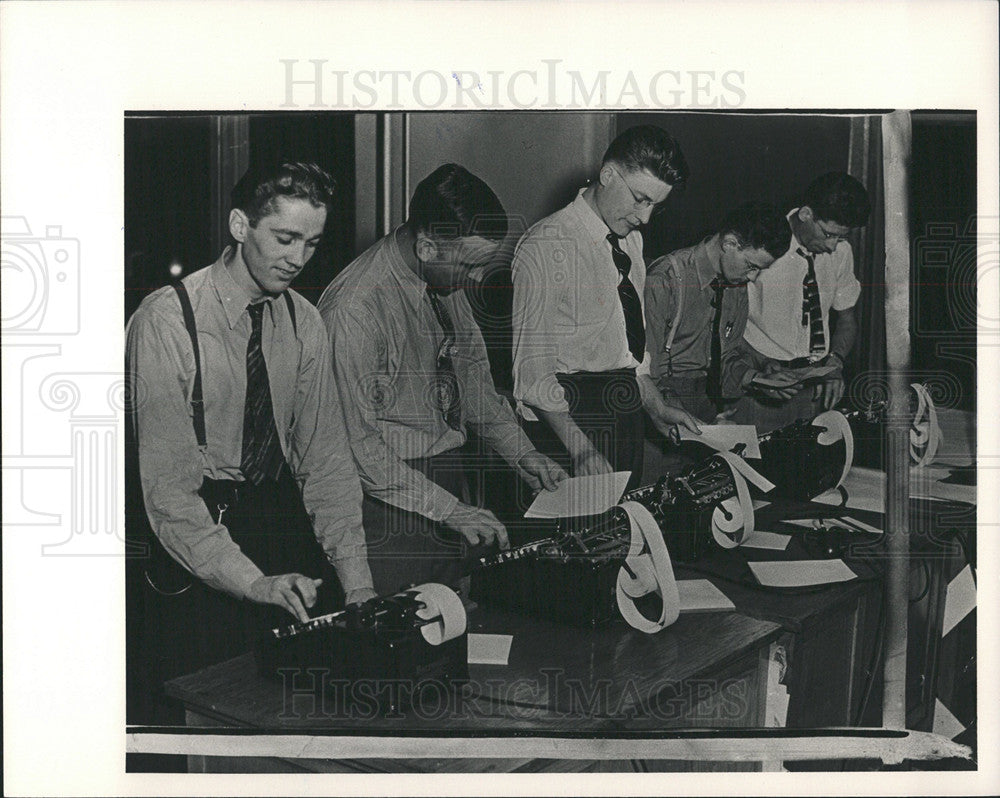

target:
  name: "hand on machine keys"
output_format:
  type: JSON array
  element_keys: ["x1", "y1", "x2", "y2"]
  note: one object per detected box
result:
[
  {"x1": 247, "y1": 573, "x2": 326, "y2": 623},
  {"x1": 249, "y1": 573, "x2": 379, "y2": 621},
  {"x1": 443, "y1": 502, "x2": 511, "y2": 550}
]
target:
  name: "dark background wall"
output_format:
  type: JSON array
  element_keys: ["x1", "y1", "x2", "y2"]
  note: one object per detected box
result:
[
  {"x1": 618, "y1": 112, "x2": 852, "y2": 260},
  {"x1": 124, "y1": 111, "x2": 976, "y2": 408}
]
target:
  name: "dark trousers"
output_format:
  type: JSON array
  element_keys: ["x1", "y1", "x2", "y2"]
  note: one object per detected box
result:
[
  {"x1": 126, "y1": 469, "x2": 342, "y2": 727},
  {"x1": 525, "y1": 369, "x2": 645, "y2": 491},
  {"x1": 362, "y1": 449, "x2": 483, "y2": 596}
]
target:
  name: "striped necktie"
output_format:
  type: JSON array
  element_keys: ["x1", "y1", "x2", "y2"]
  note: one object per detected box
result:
[
  {"x1": 798, "y1": 248, "x2": 825, "y2": 357},
  {"x1": 606, "y1": 232, "x2": 646, "y2": 363},
  {"x1": 426, "y1": 288, "x2": 462, "y2": 431},
  {"x1": 240, "y1": 301, "x2": 285, "y2": 484}
]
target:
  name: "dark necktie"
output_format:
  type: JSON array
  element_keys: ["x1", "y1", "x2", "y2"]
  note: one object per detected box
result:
[
  {"x1": 606, "y1": 233, "x2": 646, "y2": 363},
  {"x1": 240, "y1": 302, "x2": 284, "y2": 485},
  {"x1": 426, "y1": 288, "x2": 462, "y2": 431},
  {"x1": 798, "y1": 248, "x2": 825, "y2": 356},
  {"x1": 708, "y1": 277, "x2": 727, "y2": 399}
]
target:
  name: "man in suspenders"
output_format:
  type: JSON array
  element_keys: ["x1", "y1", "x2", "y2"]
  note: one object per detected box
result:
[
  {"x1": 125, "y1": 161, "x2": 375, "y2": 726},
  {"x1": 644, "y1": 202, "x2": 789, "y2": 424}
]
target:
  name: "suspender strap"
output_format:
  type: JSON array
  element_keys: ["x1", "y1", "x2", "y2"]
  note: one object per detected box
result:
[
  {"x1": 662, "y1": 260, "x2": 684, "y2": 376},
  {"x1": 283, "y1": 291, "x2": 297, "y2": 337},
  {"x1": 170, "y1": 285, "x2": 297, "y2": 449},
  {"x1": 172, "y1": 283, "x2": 207, "y2": 449}
]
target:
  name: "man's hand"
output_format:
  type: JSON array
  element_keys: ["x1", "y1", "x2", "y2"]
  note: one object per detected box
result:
[
  {"x1": 442, "y1": 503, "x2": 510, "y2": 549},
  {"x1": 514, "y1": 450, "x2": 569, "y2": 492},
  {"x1": 810, "y1": 352, "x2": 845, "y2": 410},
  {"x1": 750, "y1": 363, "x2": 801, "y2": 401},
  {"x1": 571, "y1": 448, "x2": 614, "y2": 477},
  {"x1": 345, "y1": 587, "x2": 378, "y2": 605},
  {"x1": 247, "y1": 574, "x2": 323, "y2": 623},
  {"x1": 638, "y1": 374, "x2": 701, "y2": 443}
]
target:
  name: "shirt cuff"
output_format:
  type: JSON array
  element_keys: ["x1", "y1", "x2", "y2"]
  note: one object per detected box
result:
[
  {"x1": 330, "y1": 552, "x2": 375, "y2": 596},
  {"x1": 423, "y1": 482, "x2": 461, "y2": 524},
  {"x1": 214, "y1": 549, "x2": 266, "y2": 601}
]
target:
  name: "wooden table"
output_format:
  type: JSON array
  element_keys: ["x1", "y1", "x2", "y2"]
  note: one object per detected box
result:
[{"x1": 164, "y1": 605, "x2": 783, "y2": 773}]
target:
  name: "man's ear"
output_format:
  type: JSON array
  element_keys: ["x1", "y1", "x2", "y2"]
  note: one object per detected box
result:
[
  {"x1": 598, "y1": 163, "x2": 616, "y2": 187},
  {"x1": 229, "y1": 209, "x2": 250, "y2": 243},
  {"x1": 797, "y1": 206, "x2": 815, "y2": 224},
  {"x1": 720, "y1": 232, "x2": 742, "y2": 251},
  {"x1": 414, "y1": 231, "x2": 438, "y2": 263}
]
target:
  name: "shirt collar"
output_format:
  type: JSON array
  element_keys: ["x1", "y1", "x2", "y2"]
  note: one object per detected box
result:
[
  {"x1": 691, "y1": 238, "x2": 719, "y2": 292},
  {"x1": 210, "y1": 248, "x2": 277, "y2": 330},
  {"x1": 384, "y1": 227, "x2": 432, "y2": 312},
  {"x1": 570, "y1": 187, "x2": 619, "y2": 246},
  {"x1": 785, "y1": 208, "x2": 808, "y2": 261}
]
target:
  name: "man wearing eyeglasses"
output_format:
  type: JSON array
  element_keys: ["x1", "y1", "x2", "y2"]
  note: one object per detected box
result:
[
  {"x1": 644, "y1": 202, "x2": 790, "y2": 426},
  {"x1": 724, "y1": 172, "x2": 871, "y2": 432},
  {"x1": 511, "y1": 125, "x2": 700, "y2": 489},
  {"x1": 319, "y1": 164, "x2": 565, "y2": 595}
]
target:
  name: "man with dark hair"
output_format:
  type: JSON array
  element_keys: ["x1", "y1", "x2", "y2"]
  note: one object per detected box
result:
[
  {"x1": 126, "y1": 161, "x2": 375, "y2": 723},
  {"x1": 644, "y1": 201, "x2": 789, "y2": 424},
  {"x1": 511, "y1": 125, "x2": 700, "y2": 489},
  {"x1": 725, "y1": 172, "x2": 872, "y2": 431},
  {"x1": 318, "y1": 164, "x2": 565, "y2": 595}
]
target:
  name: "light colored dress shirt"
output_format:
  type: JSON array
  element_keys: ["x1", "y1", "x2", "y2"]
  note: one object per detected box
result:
[
  {"x1": 511, "y1": 188, "x2": 649, "y2": 420},
  {"x1": 125, "y1": 252, "x2": 373, "y2": 599},
  {"x1": 743, "y1": 209, "x2": 861, "y2": 361},
  {"x1": 317, "y1": 231, "x2": 534, "y2": 523}
]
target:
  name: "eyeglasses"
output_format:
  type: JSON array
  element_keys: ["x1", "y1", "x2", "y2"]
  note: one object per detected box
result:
[
  {"x1": 608, "y1": 165, "x2": 668, "y2": 218},
  {"x1": 814, "y1": 220, "x2": 850, "y2": 243}
]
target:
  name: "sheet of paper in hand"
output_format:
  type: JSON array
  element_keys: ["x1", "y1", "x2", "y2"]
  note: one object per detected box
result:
[
  {"x1": 524, "y1": 471, "x2": 632, "y2": 518},
  {"x1": 754, "y1": 363, "x2": 839, "y2": 389}
]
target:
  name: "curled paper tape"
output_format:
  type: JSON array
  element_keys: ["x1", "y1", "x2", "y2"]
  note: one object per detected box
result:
[
  {"x1": 711, "y1": 452, "x2": 756, "y2": 549},
  {"x1": 910, "y1": 383, "x2": 942, "y2": 467},
  {"x1": 616, "y1": 501, "x2": 680, "y2": 634},
  {"x1": 812, "y1": 409, "x2": 854, "y2": 489},
  {"x1": 411, "y1": 582, "x2": 467, "y2": 645}
]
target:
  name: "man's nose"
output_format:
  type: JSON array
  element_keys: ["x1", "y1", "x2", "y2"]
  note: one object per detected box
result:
[
  {"x1": 636, "y1": 204, "x2": 654, "y2": 225},
  {"x1": 286, "y1": 243, "x2": 308, "y2": 267}
]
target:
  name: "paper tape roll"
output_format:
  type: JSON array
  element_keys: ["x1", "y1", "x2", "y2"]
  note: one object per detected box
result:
[
  {"x1": 710, "y1": 452, "x2": 756, "y2": 549},
  {"x1": 411, "y1": 582, "x2": 467, "y2": 645},
  {"x1": 616, "y1": 501, "x2": 681, "y2": 634},
  {"x1": 812, "y1": 409, "x2": 854, "y2": 489},
  {"x1": 910, "y1": 383, "x2": 942, "y2": 467}
]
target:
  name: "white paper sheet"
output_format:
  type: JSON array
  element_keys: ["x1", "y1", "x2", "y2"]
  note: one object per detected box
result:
[
  {"x1": 748, "y1": 559, "x2": 857, "y2": 588},
  {"x1": 740, "y1": 530, "x2": 792, "y2": 551},
  {"x1": 523, "y1": 471, "x2": 631, "y2": 518},
  {"x1": 467, "y1": 633, "x2": 513, "y2": 665},
  {"x1": 781, "y1": 516, "x2": 883, "y2": 536},
  {"x1": 679, "y1": 424, "x2": 762, "y2": 459},
  {"x1": 677, "y1": 579, "x2": 736, "y2": 612}
]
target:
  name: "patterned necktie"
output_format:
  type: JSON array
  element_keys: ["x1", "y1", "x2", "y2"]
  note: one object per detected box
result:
[
  {"x1": 606, "y1": 232, "x2": 646, "y2": 363},
  {"x1": 798, "y1": 248, "x2": 825, "y2": 357},
  {"x1": 708, "y1": 277, "x2": 727, "y2": 398},
  {"x1": 426, "y1": 288, "x2": 462, "y2": 431},
  {"x1": 240, "y1": 302, "x2": 284, "y2": 485}
]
